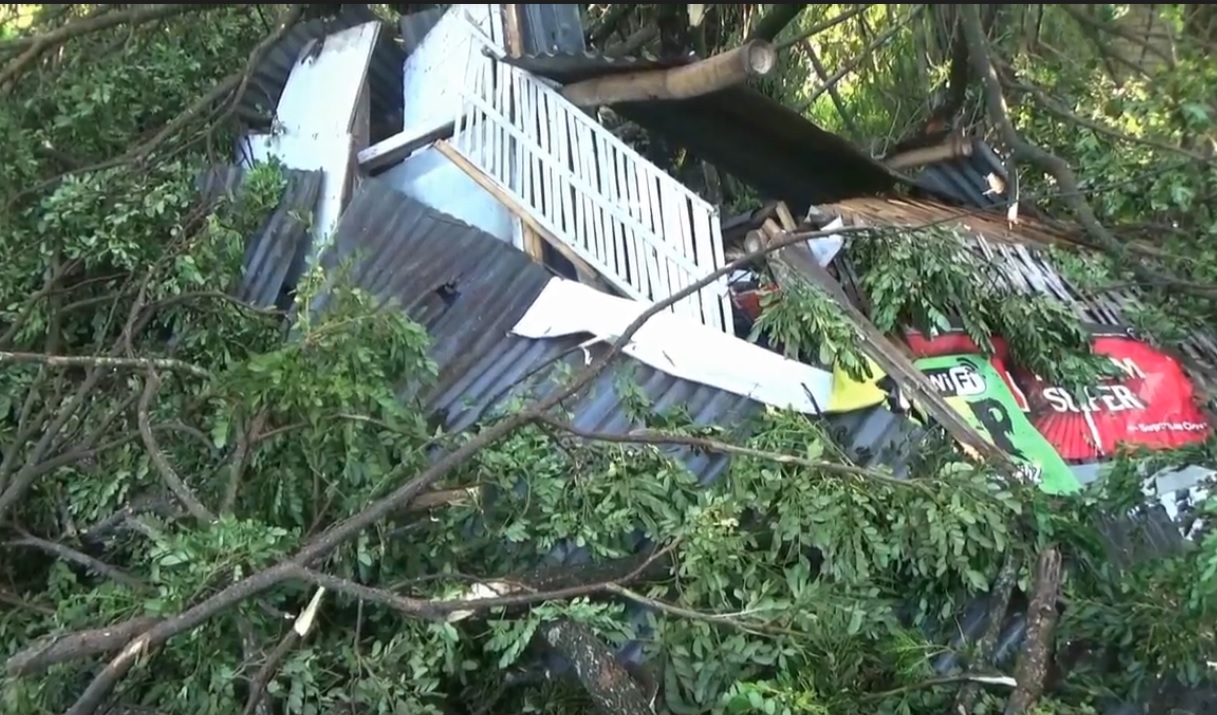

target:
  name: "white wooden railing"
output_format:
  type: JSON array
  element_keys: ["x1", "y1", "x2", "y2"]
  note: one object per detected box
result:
[{"x1": 446, "y1": 6, "x2": 733, "y2": 333}]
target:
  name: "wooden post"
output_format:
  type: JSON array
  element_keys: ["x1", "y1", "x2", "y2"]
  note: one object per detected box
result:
[
  {"x1": 561, "y1": 41, "x2": 778, "y2": 107},
  {"x1": 500, "y1": 4, "x2": 546, "y2": 263}
]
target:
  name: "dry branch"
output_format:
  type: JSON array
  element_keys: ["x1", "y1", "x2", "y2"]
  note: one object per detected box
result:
[
  {"x1": 561, "y1": 40, "x2": 777, "y2": 107},
  {"x1": 7, "y1": 617, "x2": 160, "y2": 676}
]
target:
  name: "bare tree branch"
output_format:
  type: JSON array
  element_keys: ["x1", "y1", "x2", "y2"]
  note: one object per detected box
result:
[{"x1": 0, "y1": 351, "x2": 211, "y2": 379}]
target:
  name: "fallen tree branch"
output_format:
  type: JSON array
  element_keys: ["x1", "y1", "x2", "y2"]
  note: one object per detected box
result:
[
  {"x1": 540, "y1": 417, "x2": 926, "y2": 492},
  {"x1": 0, "y1": 5, "x2": 231, "y2": 90},
  {"x1": 4, "y1": 4, "x2": 304, "y2": 212},
  {"x1": 6, "y1": 532, "x2": 148, "y2": 593},
  {"x1": 995, "y1": 61, "x2": 1215, "y2": 166},
  {"x1": 6, "y1": 617, "x2": 160, "y2": 676},
  {"x1": 59, "y1": 220, "x2": 944, "y2": 715},
  {"x1": 959, "y1": 4, "x2": 1217, "y2": 300},
  {"x1": 539, "y1": 620, "x2": 654, "y2": 715},
  {"x1": 953, "y1": 552, "x2": 1021, "y2": 714}
]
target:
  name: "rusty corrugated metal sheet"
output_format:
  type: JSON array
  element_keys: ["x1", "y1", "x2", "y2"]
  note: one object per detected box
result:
[
  {"x1": 314, "y1": 177, "x2": 762, "y2": 483},
  {"x1": 196, "y1": 165, "x2": 322, "y2": 310},
  {"x1": 240, "y1": 5, "x2": 405, "y2": 143}
]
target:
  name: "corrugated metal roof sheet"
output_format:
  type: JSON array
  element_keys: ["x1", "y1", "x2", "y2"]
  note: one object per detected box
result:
[
  {"x1": 218, "y1": 170, "x2": 1207, "y2": 714},
  {"x1": 315, "y1": 177, "x2": 763, "y2": 484},
  {"x1": 502, "y1": 52, "x2": 899, "y2": 210},
  {"x1": 518, "y1": 5, "x2": 587, "y2": 55},
  {"x1": 196, "y1": 165, "x2": 322, "y2": 310},
  {"x1": 909, "y1": 138, "x2": 1011, "y2": 209},
  {"x1": 240, "y1": 5, "x2": 405, "y2": 144}
]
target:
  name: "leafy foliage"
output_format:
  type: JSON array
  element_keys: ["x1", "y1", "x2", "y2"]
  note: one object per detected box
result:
[
  {"x1": 851, "y1": 226, "x2": 1121, "y2": 391},
  {"x1": 1, "y1": 5, "x2": 1216, "y2": 715}
]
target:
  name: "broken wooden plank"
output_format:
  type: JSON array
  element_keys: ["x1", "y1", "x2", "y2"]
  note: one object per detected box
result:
[
  {"x1": 775, "y1": 202, "x2": 799, "y2": 232},
  {"x1": 758, "y1": 227, "x2": 1018, "y2": 471},
  {"x1": 561, "y1": 40, "x2": 778, "y2": 107},
  {"x1": 520, "y1": 224, "x2": 546, "y2": 263},
  {"x1": 434, "y1": 140, "x2": 612, "y2": 293}
]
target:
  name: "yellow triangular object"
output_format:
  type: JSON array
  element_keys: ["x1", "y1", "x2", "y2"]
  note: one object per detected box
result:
[{"x1": 827, "y1": 357, "x2": 889, "y2": 413}]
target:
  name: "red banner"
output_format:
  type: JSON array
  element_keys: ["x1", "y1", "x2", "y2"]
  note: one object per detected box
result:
[
  {"x1": 905, "y1": 330, "x2": 1007, "y2": 360},
  {"x1": 1011, "y1": 335, "x2": 1210, "y2": 460},
  {"x1": 903, "y1": 329, "x2": 1211, "y2": 460}
]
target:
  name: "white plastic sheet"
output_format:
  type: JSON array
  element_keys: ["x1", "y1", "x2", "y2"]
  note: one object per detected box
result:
[{"x1": 511, "y1": 278, "x2": 836, "y2": 414}]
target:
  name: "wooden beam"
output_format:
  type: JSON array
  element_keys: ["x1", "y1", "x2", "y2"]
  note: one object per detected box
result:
[
  {"x1": 356, "y1": 121, "x2": 454, "y2": 173},
  {"x1": 498, "y1": 7, "x2": 544, "y2": 262},
  {"x1": 434, "y1": 140, "x2": 612, "y2": 293},
  {"x1": 501, "y1": 4, "x2": 525, "y2": 56},
  {"x1": 757, "y1": 227, "x2": 1019, "y2": 471},
  {"x1": 560, "y1": 40, "x2": 778, "y2": 107},
  {"x1": 774, "y1": 202, "x2": 799, "y2": 232},
  {"x1": 884, "y1": 133, "x2": 973, "y2": 171}
]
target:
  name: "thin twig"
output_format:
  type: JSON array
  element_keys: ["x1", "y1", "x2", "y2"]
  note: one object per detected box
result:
[{"x1": 539, "y1": 417, "x2": 928, "y2": 492}]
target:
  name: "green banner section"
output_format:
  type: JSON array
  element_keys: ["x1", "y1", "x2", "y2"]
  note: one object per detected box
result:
[{"x1": 912, "y1": 354, "x2": 1081, "y2": 494}]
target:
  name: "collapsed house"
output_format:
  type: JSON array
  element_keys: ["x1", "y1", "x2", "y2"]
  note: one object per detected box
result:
[{"x1": 201, "y1": 5, "x2": 1217, "y2": 712}]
